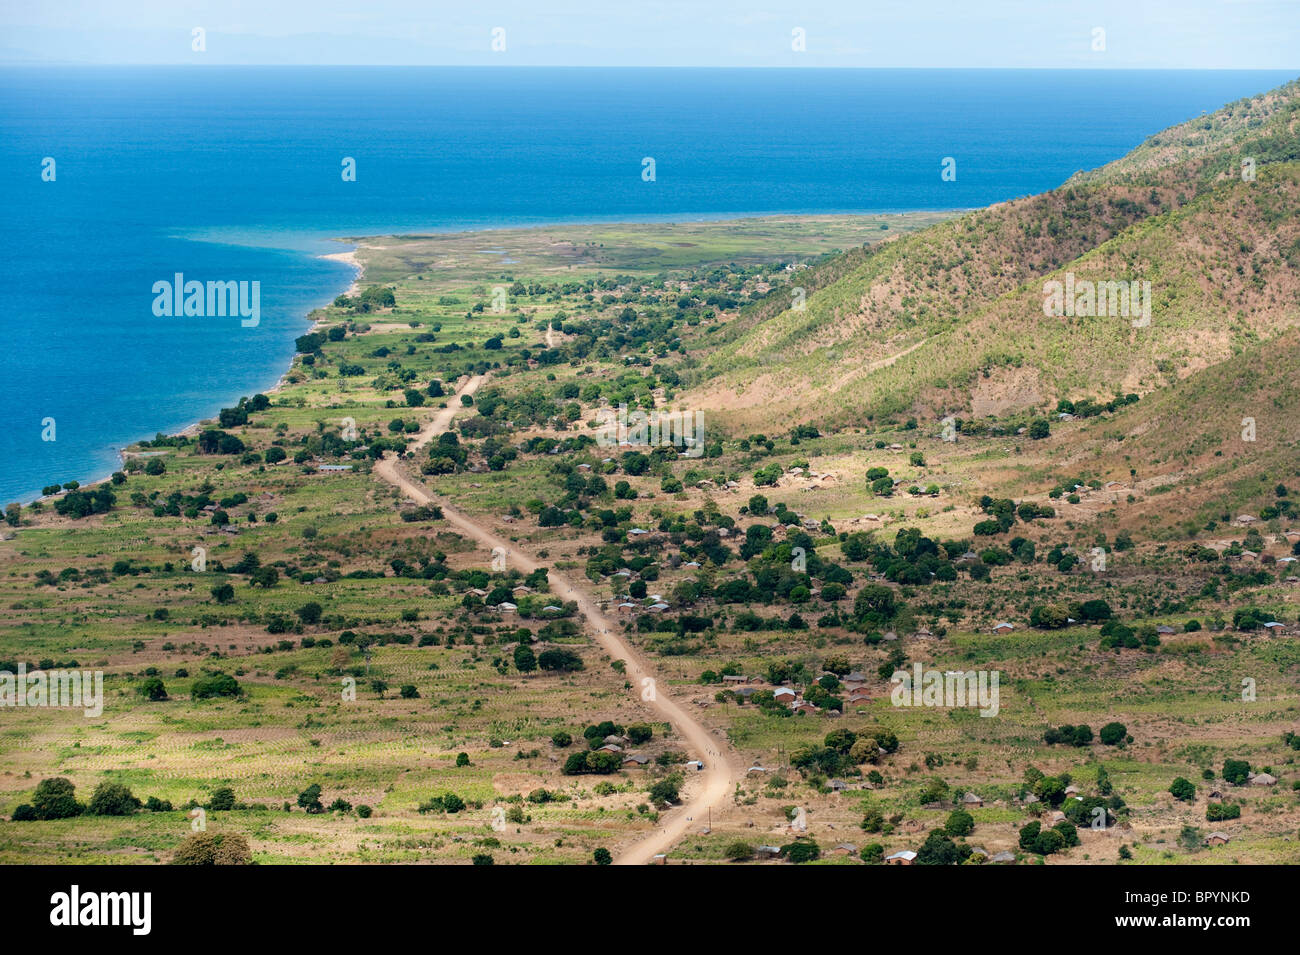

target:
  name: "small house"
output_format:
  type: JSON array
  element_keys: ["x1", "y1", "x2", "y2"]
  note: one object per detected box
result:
[
  {"x1": 1205, "y1": 832, "x2": 1231, "y2": 846},
  {"x1": 885, "y1": 850, "x2": 917, "y2": 866},
  {"x1": 991, "y1": 622, "x2": 1015, "y2": 635}
]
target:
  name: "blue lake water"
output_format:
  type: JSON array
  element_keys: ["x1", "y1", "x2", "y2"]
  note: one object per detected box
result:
[{"x1": 1, "y1": 66, "x2": 1294, "y2": 503}]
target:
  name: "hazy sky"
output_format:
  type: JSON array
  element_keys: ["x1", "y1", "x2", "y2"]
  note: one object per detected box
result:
[{"x1": 2, "y1": 0, "x2": 1297, "y2": 68}]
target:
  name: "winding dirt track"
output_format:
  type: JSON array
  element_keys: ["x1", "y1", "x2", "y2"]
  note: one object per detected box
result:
[{"x1": 373, "y1": 375, "x2": 743, "y2": 864}]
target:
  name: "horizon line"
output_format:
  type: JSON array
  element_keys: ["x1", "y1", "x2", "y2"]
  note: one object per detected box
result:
[{"x1": 4, "y1": 62, "x2": 1299, "y2": 71}]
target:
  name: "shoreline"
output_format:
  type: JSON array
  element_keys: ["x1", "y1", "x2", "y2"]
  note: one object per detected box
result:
[{"x1": 21, "y1": 210, "x2": 948, "y2": 506}]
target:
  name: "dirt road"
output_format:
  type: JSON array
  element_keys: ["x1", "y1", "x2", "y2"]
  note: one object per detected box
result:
[{"x1": 373, "y1": 375, "x2": 742, "y2": 865}]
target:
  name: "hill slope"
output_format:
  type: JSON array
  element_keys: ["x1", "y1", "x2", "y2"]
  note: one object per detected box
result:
[{"x1": 688, "y1": 77, "x2": 1300, "y2": 433}]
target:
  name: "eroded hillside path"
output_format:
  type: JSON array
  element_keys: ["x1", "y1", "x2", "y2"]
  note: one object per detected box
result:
[{"x1": 373, "y1": 376, "x2": 743, "y2": 865}]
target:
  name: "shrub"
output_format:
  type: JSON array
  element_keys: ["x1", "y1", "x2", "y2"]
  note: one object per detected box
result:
[
  {"x1": 31, "y1": 778, "x2": 83, "y2": 820},
  {"x1": 172, "y1": 831, "x2": 253, "y2": 865},
  {"x1": 191, "y1": 673, "x2": 242, "y2": 699},
  {"x1": 88, "y1": 782, "x2": 141, "y2": 816}
]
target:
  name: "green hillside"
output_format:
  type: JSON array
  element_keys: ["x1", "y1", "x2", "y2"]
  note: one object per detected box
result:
[{"x1": 689, "y1": 76, "x2": 1300, "y2": 434}]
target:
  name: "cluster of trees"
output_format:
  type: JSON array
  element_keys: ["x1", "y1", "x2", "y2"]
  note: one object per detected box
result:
[
  {"x1": 11, "y1": 779, "x2": 171, "y2": 821},
  {"x1": 418, "y1": 792, "x2": 467, "y2": 814},
  {"x1": 332, "y1": 285, "x2": 396, "y2": 313},
  {"x1": 1098, "y1": 619, "x2": 1162, "y2": 651},
  {"x1": 52, "y1": 485, "x2": 116, "y2": 519},
  {"x1": 1018, "y1": 818, "x2": 1079, "y2": 856},
  {"x1": 191, "y1": 673, "x2": 242, "y2": 699},
  {"x1": 972, "y1": 495, "x2": 1054, "y2": 535},
  {"x1": 1055, "y1": 393, "x2": 1139, "y2": 419},
  {"x1": 1029, "y1": 599, "x2": 1113, "y2": 629},
  {"x1": 790, "y1": 726, "x2": 900, "y2": 777},
  {"x1": 562, "y1": 750, "x2": 622, "y2": 775}
]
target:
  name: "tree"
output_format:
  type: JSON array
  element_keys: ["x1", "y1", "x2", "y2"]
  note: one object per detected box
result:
[
  {"x1": 137, "y1": 677, "x2": 168, "y2": 701},
  {"x1": 648, "y1": 778, "x2": 682, "y2": 807},
  {"x1": 88, "y1": 782, "x2": 141, "y2": 816},
  {"x1": 456, "y1": 752, "x2": 470, "y2": 767},
  {"x1": 1028, "y1": 418, "x2": 1051, "y2": 440},
  {"x1": 917, "y1": 777, "x2": 950, "y2": 805},
  {"x1": 916, "y1": 829, "x2": 970, "y2": 865},
  {"x1": 593, "y1": 847, "x2": 613, "y2": 865},
  {"x1": 250, "y1": 566, "x2": 279, "y2": 588},
  {"x1": 1080, "y1": 599, "x2": 1112, "y2": 621},
  {"x1": 1018, "y1": 821, "x2": 1042, "y2": 851},
  {"x1": 1033, "y1": 828, "x2": 1066, "y2": 855},
  {"x1": 1030, "y1": 603, "x2": 1069, "y2": 629},
  {"x1": 780, "y1": 838, "x2": 821, "y2": 864},
  {"x1": 538, "y1": 648, "x2": 584, "y2": 672},
  {"x1": 860, "y1": 843, "x2": 885, "y2": 865},
  {"x1": 1222, "y1": 759, "x2": 1251, "y2": 785},
  {"x1": 513, "y1": 645, "x2": 537, "y2": 674},
  {"x1": 945, "y1": 809, "x2": 975, "y2": 837},
  {"x1": 627, "y1": 722, "x2": 653, "y2": 745},
  {"x1": 31, "y1": 778, "x2": 83, "y2": 820},
  {"x1": 208, "y1": 787, "x2": 236, "y2": 811},
  {"x1": 1053, "y1": 820, "x2": 1080, "y2": 848},
  {"x1": 1100, "y1": 721, "x2": 1128, "y2": 746},
  {"x1": 297, "y1": 784, "x2": 324, "y2": 813},
  {"x1": 297, "y1": 601, "x2": 323, "y2": 625},
  {"x1": 172, "y1": 831, "x2": 253, "y2": 865},
  {"x1": 854, "y1": 584, "x2": 897, "y2": 626},
  {"x1": 725, "y1": 841, "x2": 755, "y2": 861},
  {"x1": 210, "y1": 583, "x2": 235, "y2": 604}
]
